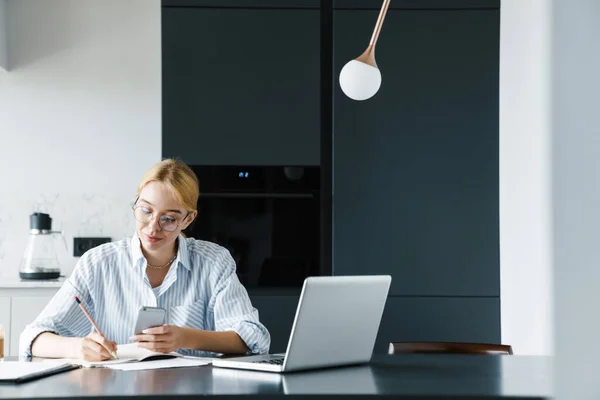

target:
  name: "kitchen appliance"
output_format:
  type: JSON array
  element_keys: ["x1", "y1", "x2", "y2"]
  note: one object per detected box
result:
[
  {"x1": 187, "y1": 166, "x2": 321, "y2": 288},
  {"x1": 19, "y1": 213, "x2": 65, "y2": 280}
]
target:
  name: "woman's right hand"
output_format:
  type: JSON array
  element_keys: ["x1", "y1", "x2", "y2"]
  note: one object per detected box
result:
[{"x1": 81, "y1": 331, "x2": 117, "y2": 361}]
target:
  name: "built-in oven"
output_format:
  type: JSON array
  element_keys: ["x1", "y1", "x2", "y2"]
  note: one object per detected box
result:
[{"x1": 185, "y1": 166, "x2": 320, "y2": 288}]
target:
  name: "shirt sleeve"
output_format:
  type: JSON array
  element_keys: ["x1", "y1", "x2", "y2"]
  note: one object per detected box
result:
[
  {"x1": 18, "y1": 255, "x2": 96, "y2": 358},
  {"x1": 210, "y1": 249, "x2": 271, "y2": 354}
]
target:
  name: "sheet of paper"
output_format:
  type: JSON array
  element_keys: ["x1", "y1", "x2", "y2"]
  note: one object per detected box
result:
[
  {"x1": 106, "y1": 357, "x2": 213, "y2": 371},
  {"x1": 44, "y1": 357, "x2": 124, "y2": 367},
  {"x1": 0, "y1": 361, "x2": 71, "y2": 380}
]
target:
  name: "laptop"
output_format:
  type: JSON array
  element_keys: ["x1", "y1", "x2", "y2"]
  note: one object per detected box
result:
[{"x1": 212, "y1": 275, "x2": 391, "y2": 373}]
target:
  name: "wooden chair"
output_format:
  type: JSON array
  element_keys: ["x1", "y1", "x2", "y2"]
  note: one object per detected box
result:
[{"x1": 388, "y1": 342, "x2": 513, "y2": 355}]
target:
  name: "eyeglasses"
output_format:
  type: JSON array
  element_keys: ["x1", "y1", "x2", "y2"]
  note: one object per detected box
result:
[{"x1": 132, "y1": 202, "x2": 191, "y2": 232}]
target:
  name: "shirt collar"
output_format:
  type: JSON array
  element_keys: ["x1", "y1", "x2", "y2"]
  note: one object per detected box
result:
[
  {"x1": 176, "y1": 234, "x2": 192, "y2": 271},
  {"x1": 130, "y1": 233, "x2": 145, "y2": 267},
  {"x1": 129, "y1": 232, "x2": 192, "y2": 271}
]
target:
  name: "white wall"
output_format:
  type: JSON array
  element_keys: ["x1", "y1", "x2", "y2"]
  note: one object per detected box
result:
[
  {"x1": 553, "y1": 0, "x2": 600, "y2": 398},
  {"x1": 0, "y1": 0, "x2": 161, "y2": 279},
  {"x1": 499, "y1": 0, "x2": 553, "y2": 355},
  {"x1": 0, "y1": 0, "x2": 7, "y2": 71}
]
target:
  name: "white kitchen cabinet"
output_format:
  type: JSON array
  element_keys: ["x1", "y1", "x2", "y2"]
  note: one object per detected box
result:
[
  {"x1": 0, "y1": 280, "x2": 62, "y2": 357},
  {"x1": 10, "y1": 296, "x2": 55, "y2": 356},
  {"x1": 0, "y1": 296, "x2": 10, "y2": 357}
]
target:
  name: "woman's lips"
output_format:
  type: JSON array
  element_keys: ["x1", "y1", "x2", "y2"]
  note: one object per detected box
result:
[{"x1": 146, "y1": 234, "x2": 162, "y2": 243}]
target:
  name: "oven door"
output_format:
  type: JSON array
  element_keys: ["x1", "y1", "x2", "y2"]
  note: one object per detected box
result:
[{"x1": 186, "y1": 192, "x2": 320, "y2": 288}]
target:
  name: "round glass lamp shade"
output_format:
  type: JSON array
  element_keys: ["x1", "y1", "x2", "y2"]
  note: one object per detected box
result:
[{"x1": 339, "y1": 59, "x2": 382, "y2": 101}]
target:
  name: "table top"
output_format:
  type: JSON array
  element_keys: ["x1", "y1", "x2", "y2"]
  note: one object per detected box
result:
[{"x1": 0, "y1": 354, "x2": 552, "y2": 400}]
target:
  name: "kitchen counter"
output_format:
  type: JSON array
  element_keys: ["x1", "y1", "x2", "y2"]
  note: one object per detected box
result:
[{"x1": 0, "y1": 277, "x2": 66, "y2": 288}]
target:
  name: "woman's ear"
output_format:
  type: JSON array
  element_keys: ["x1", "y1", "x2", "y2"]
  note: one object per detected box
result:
[{"x1": 182, "y1": 210, "x2": 198, "y2": 230}]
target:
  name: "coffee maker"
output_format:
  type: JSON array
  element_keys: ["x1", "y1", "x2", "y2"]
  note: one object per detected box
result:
[{"x1": 19, "y1": 213, "x2": 65, "y2": 280}]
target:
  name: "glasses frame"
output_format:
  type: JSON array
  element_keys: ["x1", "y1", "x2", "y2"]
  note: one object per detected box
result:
[{"x1": 132, "y1": 197, "x2": 192, "y2": 232}]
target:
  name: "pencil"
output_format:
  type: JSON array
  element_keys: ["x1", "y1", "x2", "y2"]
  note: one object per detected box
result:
[{"x1": 74, "y1": 296, "x2": 118, "y2": 360}]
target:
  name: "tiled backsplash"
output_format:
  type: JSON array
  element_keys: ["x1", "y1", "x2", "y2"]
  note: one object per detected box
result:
[{"x1": 0, "y1": 193, "x2": 137, "y2": 280}]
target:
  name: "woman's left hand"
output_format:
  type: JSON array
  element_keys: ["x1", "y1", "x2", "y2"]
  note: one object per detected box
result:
[{"x1": 130, "y1": 324, "x2": 186, "y2": 353}]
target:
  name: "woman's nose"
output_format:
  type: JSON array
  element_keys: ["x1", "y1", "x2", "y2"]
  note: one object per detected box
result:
[{"x1": 148, "y1": 215, "x2": 162, "y2": 231}]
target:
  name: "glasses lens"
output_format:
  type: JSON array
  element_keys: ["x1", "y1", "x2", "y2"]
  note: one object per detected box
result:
[
  {"x1": 159, "y1": 216, "x2": 179, "y2": 232},
  {"x1": 133, "y1": 207, "x2": 152, "y2": 223},
  {"x1": 133, "y1": 206, "x2": 187, "y2": 232}
]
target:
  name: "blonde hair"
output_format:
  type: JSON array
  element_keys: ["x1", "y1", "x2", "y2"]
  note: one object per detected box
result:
[{"x1": 137, "y1": 159, "x2": 199, "y2": 211}]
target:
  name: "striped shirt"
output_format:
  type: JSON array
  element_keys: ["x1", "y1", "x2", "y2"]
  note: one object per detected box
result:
[{"x1": 19, "y1": 233, "x2": 271, "y2": 357}]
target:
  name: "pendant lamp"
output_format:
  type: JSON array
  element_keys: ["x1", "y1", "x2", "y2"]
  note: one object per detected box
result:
[{"x1": 339, "y1": 0, "x2": 391, "y2": 101}]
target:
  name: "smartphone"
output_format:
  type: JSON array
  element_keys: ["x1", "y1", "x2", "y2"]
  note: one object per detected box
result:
[{"x1": 134, "y1": 306, "x2": 166, "y2": 334}]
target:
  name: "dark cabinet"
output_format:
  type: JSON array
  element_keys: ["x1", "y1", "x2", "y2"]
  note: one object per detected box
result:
[
  {"x1": 374, "y1": 297, "x2": 500, "y2": 353},
  {"x1": 250, "y1": 295, "x2": 500, "y2": 354},
  {"x1": 249, "y1": 295, "x2": 300, "y2": 353},
  {"x1": 162, "y1": 6, "x2": 320, "y2": 166},
  {"x1": 162, "y1": 1, "x2": 502, "y2": 350},
  {"x1": 333, "y1": 9, "x2": 500, "y2": 296}
]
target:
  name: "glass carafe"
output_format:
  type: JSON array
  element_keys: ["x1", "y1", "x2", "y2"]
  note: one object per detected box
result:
[{"x1": 19, "y1": 213, "x2": 66, "y2": 280}]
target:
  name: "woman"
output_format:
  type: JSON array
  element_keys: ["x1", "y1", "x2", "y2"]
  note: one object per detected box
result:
[{"x1": 20, "y1": 159, "x2": 270, "y2": 361}]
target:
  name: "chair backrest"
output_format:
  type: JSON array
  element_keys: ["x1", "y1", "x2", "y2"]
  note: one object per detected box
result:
[{"x1": 388, "y1": 342, "x2": 513, "y2": 355}]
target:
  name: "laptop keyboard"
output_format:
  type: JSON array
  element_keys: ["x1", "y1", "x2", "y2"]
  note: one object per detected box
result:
[{"x1": 253, "y1": 357, "x2": 284, "y2": 365}]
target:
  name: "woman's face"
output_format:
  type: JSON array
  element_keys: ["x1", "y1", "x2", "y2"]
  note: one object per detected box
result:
[{"x1": 135, "y1": 181, "x2": 196, "y2": 253}]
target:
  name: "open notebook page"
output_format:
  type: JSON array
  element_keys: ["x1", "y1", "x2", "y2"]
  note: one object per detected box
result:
[{"x1": 56, "y1": 343, "x2": 182, "y2": 367}]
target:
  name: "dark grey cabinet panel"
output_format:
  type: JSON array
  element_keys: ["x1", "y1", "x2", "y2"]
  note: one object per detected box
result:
[
  {"x1": 333, "y1": 10, "x2": 500, "y2": 296},
  {"x1": 162, "y1": 8, "x2": 320, "y2": 166},
  {"x1": 164, "y1": 0, "x2": 319, "y2": 7},
  {"x1": 373, "y1": 296, "x2": 500, "y2": 353},
  {"x1": 250, "y1": 295, "x2": 499, "y2": 354},
  {"x1": 250, "y1": 295, "x2": 300, "y2": 353},
  {"x1": 333, "y1": 0, "x2": 499, "y2": 9}
]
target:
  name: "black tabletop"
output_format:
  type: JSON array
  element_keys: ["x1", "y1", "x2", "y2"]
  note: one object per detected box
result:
[{"x1": 0, "y1": 354, "x2": 552, "y2": 400}]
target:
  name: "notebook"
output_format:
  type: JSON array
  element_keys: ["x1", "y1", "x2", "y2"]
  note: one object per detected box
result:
[
  {"x1": 61, "y1": 343, "x2": 213, "y2": 368},
  {"x1": 0, "y1": 361, "x2": 79, "y2": 384}
]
